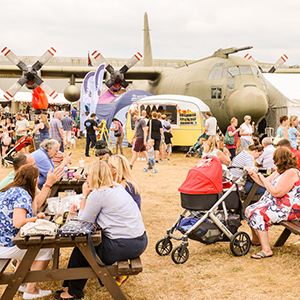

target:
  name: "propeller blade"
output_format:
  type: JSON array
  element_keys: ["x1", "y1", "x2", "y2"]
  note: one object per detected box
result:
[
  {"x1": 268, "y1": 54, "x2": 288, "y2": 73},
  {"x1": 91, "y1": 50, "x2": 108, "y2": 65},
  {"x1": 3, "y1": 78, "x2": 26, "y2": 99},
  {"x1": 105, "y1": 78, "x2": 114, "y2": 88},
  {"x1": 120, "y1": 79, "x2": 129, "y2": 88},
  {"x1": 1, "y1": 47, "x2": 27, "y2": 71},
  {"x1": 244, "y1": 53, "x2": 258, "y2": 66},
  {"x1": 119, "y1": 52, "x2": 142, "y2": 74},
  {"x1": 40, "y1": 82, "x2": 58, "y2": 99},
  {"x1": 105, "y1": 64, "x2": 114, "y2": 74},
  {"x1": 32, "y1": 47, "x2": 56, "y2": 71}
]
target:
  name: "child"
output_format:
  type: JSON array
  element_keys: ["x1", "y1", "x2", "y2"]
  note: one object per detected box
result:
[
  {"x1": 142, "y1": 139, "x2": 157, "y2": 173},
  {"x1": 70, "y1": 131, "x2": 77, "y2": 149},
  {"x1": 164, "y1": 126, "x2": 173, "y2": 161},
  {"x1": 1, "y1": 126, "x2": 11, "y2": 158}
]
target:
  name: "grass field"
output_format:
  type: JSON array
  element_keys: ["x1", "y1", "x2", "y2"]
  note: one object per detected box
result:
[{"x1": 1, "y1": 138, "x2": 300, "y2": 300}]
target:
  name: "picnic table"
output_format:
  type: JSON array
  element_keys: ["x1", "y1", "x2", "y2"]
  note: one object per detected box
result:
[
  {"x1": 0, "y1": 214, "x2": 143, "y2": 299},
  {"x1": 50, "y1": 166, "x2": 86, "y2": 197}
]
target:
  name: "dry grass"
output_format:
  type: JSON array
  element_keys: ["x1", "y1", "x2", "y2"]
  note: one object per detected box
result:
[{"x1": 1, "y1": 139, "x2": 300, "y2": 299}]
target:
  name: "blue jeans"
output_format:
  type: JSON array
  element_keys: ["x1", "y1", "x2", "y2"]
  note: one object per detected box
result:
[
  {"x1": 40, "y1": 133, "x2": 49, "y2": 142},
  {"x1": 245, "y1": 181, "x2": 266, "y2": 195},
  {"x1": 85, "y1": 135, "x2": 96, "y2": 156}
]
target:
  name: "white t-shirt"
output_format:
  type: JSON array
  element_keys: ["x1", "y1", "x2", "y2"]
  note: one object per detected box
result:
[
  {"x1": 240, "y1": 123, "x2": 253, "y2": 142},
  {"x1": 256, "y1": 145, "x2": 276, "y2": 169},
  {"x1": 205, "y1": 117, "x2": 217, "y2": 136}
]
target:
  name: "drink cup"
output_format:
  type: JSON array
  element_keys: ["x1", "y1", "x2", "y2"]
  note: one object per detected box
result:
[
  {"x1": 79, "y1": 160, "x2": 84, "y2": 168},
  {"x1": 67, "y1": 171, "x2": 74, "y2": 178}
]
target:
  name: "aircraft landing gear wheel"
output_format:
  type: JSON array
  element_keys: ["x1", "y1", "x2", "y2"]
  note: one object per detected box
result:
[
  {"x1": 171, "y1": 245, "x2": 189, "y2": 264},
  {"x1": 230, "y1": 231, "x2": 251, "y2": 256},
  {"x1": 155, "y1": 238, "x2": 173, "y2": 256}
]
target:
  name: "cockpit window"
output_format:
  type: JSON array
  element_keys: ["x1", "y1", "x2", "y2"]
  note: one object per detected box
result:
[
  {"x1": 250, "y1": 66, "x2": 260, "y2": 76},
  {"x1": 240, "y1": 66, "x2": 252, "y2": 75},
  {"x1": 228, "y1": 66, "x2": 239, "y2": 76}
]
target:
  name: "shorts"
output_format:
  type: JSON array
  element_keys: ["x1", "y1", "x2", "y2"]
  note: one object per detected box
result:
[
  {"x1": 153, "y1": 138, "x2": 161, "y2": 151},
  {"x1": 64, "y1": 131, "x2": 72, "y2": 143},
  {"x1": 0, "y1": 245, "x2": 53, "y2": 261},
  {"x1": 147, "y1": 158, "x2": 155, "y2": 167},
  {"x1": 133, "y1": 138, "x2": 146, "y2": 152},
  {"x1": 166, "y1": 143, "x2": 172, "y2": 154}
]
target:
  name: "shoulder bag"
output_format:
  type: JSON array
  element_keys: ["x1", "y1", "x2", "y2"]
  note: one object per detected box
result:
[
  {"x1": 224, "y1": 129, "x2": 235, "y2": 145},
  {"x1": 114, "y1": 126, "x2": 122, "y2": 137}
]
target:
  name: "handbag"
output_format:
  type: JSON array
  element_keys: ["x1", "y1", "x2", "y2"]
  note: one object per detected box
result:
[
  {"x1": 224, "y1": 129, "x2": 235, "y2": 145},
  {"x1": 57, "y1": 219, "x2": 97, "y2": 237},
  {"x1": 20, "y1": 219, "x2": 59, "y2": 237},
  {"x1": 114, "y1": 126, "x2": 121, "y2": 137}
]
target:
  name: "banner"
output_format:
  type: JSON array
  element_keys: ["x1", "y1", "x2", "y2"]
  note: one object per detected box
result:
[
  {"x1": 80, "y1": 71, "x2": 95, "y2": 131},
  {"x1": 90, "y1": 63, "x2": 105, "y2": 114}
]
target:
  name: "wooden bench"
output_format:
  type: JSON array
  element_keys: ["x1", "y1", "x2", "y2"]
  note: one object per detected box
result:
[
  {"x1": 274, "y1": 220, "x2": 300, "y2": 247},
  {"x1": 0, "y1": 233, "x2": 143, "y2": 300}
]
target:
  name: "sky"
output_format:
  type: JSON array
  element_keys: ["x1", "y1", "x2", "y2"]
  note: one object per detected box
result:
[{"x1": 1, "y1": 0, "x2": 300, "y2": 66}]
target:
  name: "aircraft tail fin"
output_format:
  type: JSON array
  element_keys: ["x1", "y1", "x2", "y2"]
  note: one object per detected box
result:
[{"x1": 144, "y1": 12, "x2": 153, "y2": 67}]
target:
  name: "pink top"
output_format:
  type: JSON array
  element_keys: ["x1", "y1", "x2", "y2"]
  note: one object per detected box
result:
[
  {"x1": 115, "y1": 121, "x2": 123, "y2": 133},
  {"x1": 226, "y1": 125, "x2": 238, "y2": 149}
]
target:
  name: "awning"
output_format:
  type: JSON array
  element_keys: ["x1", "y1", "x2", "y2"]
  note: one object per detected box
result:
[{"x1": 13, "y1": 91, "x2": 70, "y2": 105}]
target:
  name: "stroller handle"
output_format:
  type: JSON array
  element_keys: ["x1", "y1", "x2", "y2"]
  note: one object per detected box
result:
[{"x1": 227, "y1": 165, "x2": 248, "y2": 181}]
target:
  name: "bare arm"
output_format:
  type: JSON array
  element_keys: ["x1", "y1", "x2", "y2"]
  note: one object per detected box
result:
[
  {"x1": 217, "y1": 150, "x2": 231, "y2": 166},
  {"x1": 228, "y1": 128, "x2": 240, "y2": 137},
  {"x1": 13, "y1": 208, "x2": 40, "y2": 229},
  {"x1": 283, "y1": 127, "x2": 289, "y2": 139},
  {"x1": 258, "y1": 169, "x2": 298, "y2": 198},
  {"x1": 31, "y1": 123, "x2": 44, "y2": 135}
]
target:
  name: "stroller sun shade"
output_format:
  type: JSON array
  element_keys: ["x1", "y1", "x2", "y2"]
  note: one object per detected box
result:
[{"x1": 178, "y1": 156, "x2": 223, "y2": 195}]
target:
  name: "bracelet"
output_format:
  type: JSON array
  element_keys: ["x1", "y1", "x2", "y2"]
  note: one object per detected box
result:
[
  {"x1": 82, "y1": 196, "x2": 87, "y2": 199},
  {"x1": 44, "y1": 184, "x2": 52, "y2": 189}
]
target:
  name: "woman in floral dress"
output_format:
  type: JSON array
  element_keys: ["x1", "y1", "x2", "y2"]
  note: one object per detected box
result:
[{"x1": 245, "y1": 147, "x2": 300, "y2": 259}]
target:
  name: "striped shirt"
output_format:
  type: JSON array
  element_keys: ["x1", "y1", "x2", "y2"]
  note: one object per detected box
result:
[
  {"x1": 49, "y1": 118, "x2": 63, "y2": 142},
  {"x1": 230, "y1": 150, "x2": 256, "y2": 178}
]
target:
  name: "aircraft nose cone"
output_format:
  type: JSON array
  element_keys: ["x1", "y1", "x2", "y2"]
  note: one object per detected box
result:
[{"x1": 228, "y1": 87, "x2": 268, "y2": 123}]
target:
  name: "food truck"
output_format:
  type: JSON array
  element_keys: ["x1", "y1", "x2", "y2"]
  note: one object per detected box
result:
[{"x1": 126, "y1": 94, "x2": 210, "y2": 146}]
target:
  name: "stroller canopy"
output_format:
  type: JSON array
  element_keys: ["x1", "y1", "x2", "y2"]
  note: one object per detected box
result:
[{"x1": 178, "y1": 156, "x2": 223, "y2": 195}]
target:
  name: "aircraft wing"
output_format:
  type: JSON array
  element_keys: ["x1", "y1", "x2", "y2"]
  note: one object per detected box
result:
[{"x1": 0, "y1": 65, "x2": 170, "y2": 81}]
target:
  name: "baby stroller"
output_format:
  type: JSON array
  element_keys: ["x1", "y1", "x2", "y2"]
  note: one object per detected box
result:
[
  {"x1": 186, "y1": 133, "x2": 207, "y2": 158},
  {"x1": 1, "y1": 136, "x2": 32, "y2": 168},
  {"x1": 155, "y1": 156, "x2": 251, "y2": 264}
]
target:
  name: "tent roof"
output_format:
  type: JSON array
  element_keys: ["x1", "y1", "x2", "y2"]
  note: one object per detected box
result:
[
  {"x1": 263, "y1": 73, "x2": 300, "y2": 100},
  {"x1": 135, "y1": 94, "x2": 210, "y2": 112}
]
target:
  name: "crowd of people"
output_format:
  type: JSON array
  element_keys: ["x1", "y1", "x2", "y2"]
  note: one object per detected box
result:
[{"x1": 2, "y1": 104, "x2": 300, "y2": 298}]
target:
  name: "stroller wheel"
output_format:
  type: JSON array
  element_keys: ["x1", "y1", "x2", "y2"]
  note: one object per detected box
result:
[
  {"x1": 230, "y1": 231, "x2": 251, "y2": 256},
  {"x1": 171, "y1": 245, "x2": 189, "y2": 264},
  {"x1": 186, "y1": 154, "x2": 190, "y2": 157},
  {"x1": 155, "y1": 238, "x2": 173, "y2": 256},
  {"x1": 191, "y1": 153, "x2": 195, "y2": 157}
]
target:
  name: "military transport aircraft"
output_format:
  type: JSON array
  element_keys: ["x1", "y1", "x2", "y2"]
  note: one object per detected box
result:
[{"x1": 0, "y1": 13, "x2": 291, "y2": 132}]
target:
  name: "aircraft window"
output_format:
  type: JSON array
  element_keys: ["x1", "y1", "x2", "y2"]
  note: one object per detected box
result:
[
  {"x1": 222, "y1": 69, "x2": 227, "y2": 78},
  {"x1": 223, "y1": 63, "x2": 228, "y2": 68},
  {"x1": 217, "y1": 87, "x2": 222, "y2": 99},
  {"x1": 214, "y1": 69, "x2": 222, "y2": 79},
  {"x1": 262, "y1": 85, "x2": 266, "y2": 91},
  {"x1": 227, "y1": 78, "x2": 234, "y2": 91},
  {"x1": 240, "y1": 66, "x2": 252, "y2": 75},
  {"x1": 259, "y1": 78, "x2": 265, "y2": 85},
  {"x1": 250, "y1": 66, "x2": 259, "y2": 76},
  {"x1": 208, "y1": 69, "x2": 216, "y2": 80},
  {"x1": 228, "y1": 66, "x2": 239, "y2": 76},
  {"x1": 211, "y1": 87, "x2": 217, "y2": 99}
]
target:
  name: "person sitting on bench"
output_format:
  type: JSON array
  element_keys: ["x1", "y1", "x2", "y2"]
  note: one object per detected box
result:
[
  {"x1": 245, "y1": 147, "x2": 300, "y2": 259},
  {"x1": 57, "y1": 160, "x2": 148, "y2": 300}
]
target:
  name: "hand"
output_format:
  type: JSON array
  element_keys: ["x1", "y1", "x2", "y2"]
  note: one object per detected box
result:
[
  {"x1": 37, "y1": 212, "x2": 45, "y2": 219},
  {"x1": 45, "y1": 164, "x2": 64, "y2": 186},
  {"x1": 73, "y1": 172, "x2": 81, "y2": 180},
  {"x1": 63, "y1": 154, "x2": 72, "y2": 165},
  {"x1": 82, "y1": 181, "x2": 91, "y2": 197}
]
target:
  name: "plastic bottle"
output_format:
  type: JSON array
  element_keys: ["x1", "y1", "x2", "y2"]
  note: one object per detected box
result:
[{"x1": 63, "y1": 165, "x2": 68, "y2": 180}]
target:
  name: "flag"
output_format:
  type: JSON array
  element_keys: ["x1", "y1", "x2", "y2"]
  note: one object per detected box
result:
[
  {"x1": 88, "y1": 51, "x2": 93, "y2": 67},
  {"x1": 90, "y1": 63, "x2": 105, "y2": 114},
  {"x1": 80, "y1": 71, "x2": 95, "y2": 130}
]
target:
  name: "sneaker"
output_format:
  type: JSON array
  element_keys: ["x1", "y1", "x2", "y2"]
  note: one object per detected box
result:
[
  {"x1": 137, "y1": 157, "x2": 141, "y2": 161},
  {"x1": 159, "y1": 159, "x2": 163, "y2": 162},
  {"x1": 155, "y1": 160, "x2": 159, "y2": 163},
  {"x1": 152, "y1": 170, "x2": 158, "y2": 174},
  {"x1": 142, "y1": 168, "x2": 148, "y2": 172},
  {"x1": 130, "y1": 165, "x2": 133, "y2": 170},
  {"x1": 85, "y1": 155, "x2": 91, "y2": 157},
  {"x1": 168, "y1": 159, "x2": 170, "y2": 161},
  {"x1": 23, "y1": 289, "x2": 52, "y2": 299},
  {"x1": 18, "y1": 285, "x2": 26, "y2": 293},
  {"x1": 141, "y1": 157, "x2": 146, "y2": 161}
]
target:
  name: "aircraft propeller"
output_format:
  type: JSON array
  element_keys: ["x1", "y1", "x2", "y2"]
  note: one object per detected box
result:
[
  {"x1": 1, "y1": 47, "x2": 58, "y2": 100},
  {"x1": 244, "y1": 53, "x2": 288, "y2": 73},
  {"x1": 91, "y1": 50, "x2": 142, "y2": 94}
]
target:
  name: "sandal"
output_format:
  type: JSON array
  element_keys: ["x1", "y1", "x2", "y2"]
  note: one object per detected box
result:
[
  {"x1": 251, "y1": 250, "x2": 273, "y2": 259},
  {"x1": 54, "y1": 290, "x2": 65, "y2": 299},
  {"x1": 115, "y1": 275, "x2": 128, "y2": 286}
]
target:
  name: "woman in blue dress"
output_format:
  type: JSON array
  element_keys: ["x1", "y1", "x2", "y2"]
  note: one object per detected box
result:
[
  {"x1": 0, "y1": 164, "x2": 53, "y2": 299},
  {"x1": 288, "y1": 115, "x2": 300, "y2": 149}
]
